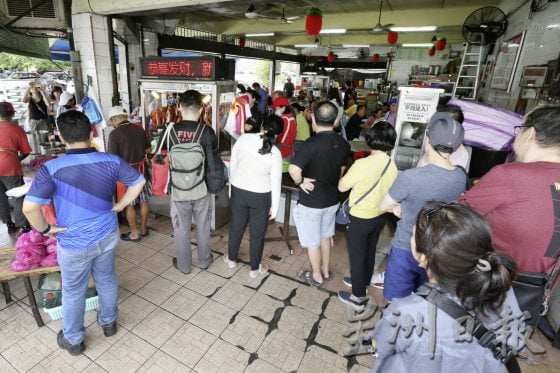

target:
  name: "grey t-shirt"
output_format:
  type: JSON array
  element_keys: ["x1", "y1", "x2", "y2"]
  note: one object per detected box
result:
[
  {"x1": 370, "y1": 287, "x2": 526, "y2": 373},
  {"x1": 389, "y1": 164, "x2": 466, "y2": 250}
]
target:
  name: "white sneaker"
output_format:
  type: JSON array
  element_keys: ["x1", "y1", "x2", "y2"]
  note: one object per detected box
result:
[
  {"x1": 222, "y1": 254, "x2": 236, "y2": 269},
  {"x1": 249, "y1": 264, "x2": 268, "y2": 279},
  {"x1": 370, "y1": 272, "x2": 385, "y2": 289}
]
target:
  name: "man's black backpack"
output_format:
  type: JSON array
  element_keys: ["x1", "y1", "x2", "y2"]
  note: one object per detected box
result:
[{"x1": 205, "y1": 145, "x2": 226, "y2": 194}]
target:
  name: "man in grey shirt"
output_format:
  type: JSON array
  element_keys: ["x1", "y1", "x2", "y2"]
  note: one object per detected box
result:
[{"x1": 380, "y1": 112, "x2": 467, "y2": 301}]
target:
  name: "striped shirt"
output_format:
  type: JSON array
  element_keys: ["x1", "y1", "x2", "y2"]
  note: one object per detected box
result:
[{"x1": 25, "y1": 148, "x2": 144, "y2": 250}]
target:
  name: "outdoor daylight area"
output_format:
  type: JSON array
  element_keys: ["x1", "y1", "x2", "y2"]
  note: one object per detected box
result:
[{"x1": 0, "y1": 0, "x2": 559, "y2": 372}]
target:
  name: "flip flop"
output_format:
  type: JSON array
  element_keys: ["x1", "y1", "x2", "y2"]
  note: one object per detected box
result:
[
  {"x1": 298, "y1": 270, "x2": 323, "y2": 287},
  {"x1": 141, "y1": 229, "x2": 150, "y2": 237},
  {"x1": 323, "y1": 272, "x2": 334, "y2": 281},
  {"x1": 120, "y1": 233, "x2": 141, "y2": 242}
]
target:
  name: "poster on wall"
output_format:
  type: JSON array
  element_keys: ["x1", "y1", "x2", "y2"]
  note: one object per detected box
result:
[
  {"x1": 490, "y1": 32, "x2": 525, "y2": 92},
  {"x1": 392, "y1": 87, "x2": 443, "y2": 170}
]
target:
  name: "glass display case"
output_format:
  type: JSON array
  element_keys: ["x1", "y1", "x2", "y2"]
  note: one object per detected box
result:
[{"x1": 138, "y1": 79, "x2": 236, "y2": 230}]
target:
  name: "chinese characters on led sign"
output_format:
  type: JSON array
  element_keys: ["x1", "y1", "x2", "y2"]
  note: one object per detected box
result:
[{"x1": 141, "y1": 58, "x2": 216, "y2": 80}]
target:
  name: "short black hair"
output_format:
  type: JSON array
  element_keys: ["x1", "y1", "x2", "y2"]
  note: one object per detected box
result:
[
  {"x1": 57, "y1": 111, "x2": 91, "y2": 144},
  {"x1": 252, "y1": 82, "x2": 260, "y2": 89},
  {"x1": 366, "y1": 120, "x2": 397, "y2": 152},
  {"x1": 437, "y1": 104, "x2": 464, "y2": 124},
  {"x1": 356, "y1": 104, "x2": 367, "y2": 113},
  {"x1": 524, "y1": 106, "x2": 560, "y2": 148},
  {"x1": 313, "y1": 101, "x2": 338, "y2": 127},
  {"x1": 179, "y1": 90, "x2": 203, "y2": 112},
  {"x1": 0, "y1": 105, "x2": 14, "y2": 118},
  {"x1": 247, "y1": 89, "x2": 260, "y2": 102}
]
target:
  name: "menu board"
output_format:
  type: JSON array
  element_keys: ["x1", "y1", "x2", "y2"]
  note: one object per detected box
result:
[{"x1": 490, "y1": 32, "x2": 525, "y2": 92}]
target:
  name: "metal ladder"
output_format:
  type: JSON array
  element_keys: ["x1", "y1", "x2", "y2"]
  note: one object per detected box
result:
[{"x1": 452, "y1": 33, "x2": 485, "y2": 100}]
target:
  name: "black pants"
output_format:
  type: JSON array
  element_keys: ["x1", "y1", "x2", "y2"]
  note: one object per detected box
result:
[
  {"x1": 228, "y1": 186, "x2": 271, "y2": 270},
  {"x1": 0, "y1": 176, "x2": 27, "y2": 227},
  {"x1": 347, "y1": 213, "x2": 387, "y2": 297}
]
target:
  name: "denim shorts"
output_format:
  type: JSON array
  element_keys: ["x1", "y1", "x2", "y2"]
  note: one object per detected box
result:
[{"x1": 293, "y1": 202, "x2": 339, "y2": 248}]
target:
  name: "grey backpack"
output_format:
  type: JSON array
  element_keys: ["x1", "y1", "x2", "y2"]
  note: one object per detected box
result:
[{"x1": 168, "y1": 124, "x2": 207, "y2": 201}]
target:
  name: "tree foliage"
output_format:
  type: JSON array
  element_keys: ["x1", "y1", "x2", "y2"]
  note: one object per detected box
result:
[{"x1": 0, "y1": 53, "x2": 70, "y2": 73}]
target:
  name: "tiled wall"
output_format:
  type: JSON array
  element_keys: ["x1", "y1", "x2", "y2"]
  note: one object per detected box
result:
[{"x1": 479, "y1": 0, "x2": 560, "y2": 110}]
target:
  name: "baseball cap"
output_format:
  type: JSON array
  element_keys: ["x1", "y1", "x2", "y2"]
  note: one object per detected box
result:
[
  {"x1": 0, "y1": 101, "x2": 15, "y2": 115},
  {"x1": 59, "y1": 92, "x2": 74, "y2": 105},
  {"x1": 108, "y1": 106, "x2": 128, "y2": 120},
  {"x1": 428, "y1": 112, "x2": 465, "y2": 151},
  {"x1": 270, "y1": 96, "x2": 290, "y2": 108}
]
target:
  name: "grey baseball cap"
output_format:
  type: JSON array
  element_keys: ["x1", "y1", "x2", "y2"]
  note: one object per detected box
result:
[{"x1": 428, "y1": 112, "x2": 465, "y2": 151}]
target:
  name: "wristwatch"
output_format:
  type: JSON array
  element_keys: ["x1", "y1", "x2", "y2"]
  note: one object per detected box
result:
[{"x1": 40, "y1": 224, "x2": 51, "y2": 235}]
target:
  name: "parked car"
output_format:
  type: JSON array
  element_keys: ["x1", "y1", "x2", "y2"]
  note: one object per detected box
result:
[
  {"x1": 8, "y1": 72, "x2": 41, "y2": 80},
  {"x1": 39, "y1": 71, "x2": 75, "y2": 94}
]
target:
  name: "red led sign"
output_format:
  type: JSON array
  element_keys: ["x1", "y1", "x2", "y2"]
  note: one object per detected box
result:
[{"x1": 141, "y1": 57, "x2": 216, "y2": 80}]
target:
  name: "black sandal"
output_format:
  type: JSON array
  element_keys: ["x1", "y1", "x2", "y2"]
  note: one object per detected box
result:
[
  {"x1": 298, "y1": 270, "x2": 323, "y2": 287},
  {"x1": 120, "y1": 232, "x2": 141, "y2": 242}
]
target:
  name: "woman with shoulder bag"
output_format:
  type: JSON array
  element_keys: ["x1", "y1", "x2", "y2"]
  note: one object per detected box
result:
[
  {"x1": 337, "y1": 121, "x2": 398, "y2": 310},
  {"x1": 370, "y1": 202, "x2": 525, "y2": 373}
]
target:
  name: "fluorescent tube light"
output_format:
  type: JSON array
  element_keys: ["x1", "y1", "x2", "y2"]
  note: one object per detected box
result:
[
  {"x1": 389, "y1": 26, "x2": 437, "y2": 32},
  {"x1": 401, "y1": 43, "x2": 435, "y2": 47},
  {"x1": 245, "y1": 32, "x2": 274, "y2": 37},
  {"x1": 342, "y1": 44, "x2": 370, "y2": 48},
  {"x1": 320, "y1": 28, "x2": 346, "y2": 34},
  {"x1": 294, "y1": 44, "x2": 318, "y2": 48}
]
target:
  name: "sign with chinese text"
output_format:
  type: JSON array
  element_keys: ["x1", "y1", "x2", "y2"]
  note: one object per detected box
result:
[
  {"x1": 141, "y1": 57, "x2": 217, "y2": 80},
  {"x1": 490, "y1": 32, "x2": 525, "y2": 92}
]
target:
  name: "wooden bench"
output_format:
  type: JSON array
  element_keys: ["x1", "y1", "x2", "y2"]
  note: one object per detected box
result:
[{"x1": 0, "y1": 247, "x2": 60, "y2": 327}]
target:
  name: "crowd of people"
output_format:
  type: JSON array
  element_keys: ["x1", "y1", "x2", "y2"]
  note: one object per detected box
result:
[{"x1": 1, "y1": 76, "x2": 559, "y2": 372}]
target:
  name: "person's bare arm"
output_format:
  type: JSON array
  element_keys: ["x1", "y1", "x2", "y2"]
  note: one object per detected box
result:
[
  {"x1": 22, "y1": 201, "x2": 66, "y2": 236},
  {"x1": 112, "y1": 179, "x2": 146, "y2": 212},
  {"x1": 380, "y1": 193, "x2": 401, "y2": 218},
  {"x1": 22, "y1": 85, "x2": 32, "y2": 103},
  {"x1": 288, "y1": 164, "x2": 315, "y2": 194}
]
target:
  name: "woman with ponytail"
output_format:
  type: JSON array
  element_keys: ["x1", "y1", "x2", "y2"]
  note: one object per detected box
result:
[
  {"x1": 370, "y1": 202, "x2": 526, "y2": 372},
  {"x1": 224, "y1": 116, "x2": 284, "y2": 278}
]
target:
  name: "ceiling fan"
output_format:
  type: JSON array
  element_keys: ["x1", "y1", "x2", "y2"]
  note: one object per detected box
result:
[
  {"x1": 371, "y1": 0, "x2": 394, "y2": 33},
  {"x1": 244, "y1": 3, "x2": 300, "y2": 24}
]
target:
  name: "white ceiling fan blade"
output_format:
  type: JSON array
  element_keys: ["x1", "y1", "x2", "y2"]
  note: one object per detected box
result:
[{"x1": 286, "y1": 16, "x2": 301, "y2": 20}]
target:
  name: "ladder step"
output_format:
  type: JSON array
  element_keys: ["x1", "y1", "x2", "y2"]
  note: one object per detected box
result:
[
  {"x1": 456, "y1": 86, "x2": 475, "y2": 89},
  {"x1": 465, "y1": 53, "x2": 481, "y2": 55},
  {"x1": 461, "y1": 64, "x2": 479, "y2": 67}
]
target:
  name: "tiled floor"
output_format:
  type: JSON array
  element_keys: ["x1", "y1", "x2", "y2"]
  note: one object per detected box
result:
[{"x1": 1, "y1": 214, "x2": 559, "y2": 372}]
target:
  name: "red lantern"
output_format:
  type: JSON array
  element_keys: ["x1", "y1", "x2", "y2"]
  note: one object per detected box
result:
[
  {"x1": 428, "y1": 47, "x2": 436, "y2": 56},
  {"x1": 327, "y1": 52, "x2": 335, "y2": 63},
  {"x1": 372, "y1": 53, "x2": 380, "y2": 63},
  {"x1": 239, "y1": 37, "x2": 246, "y2": 48},
  {"x1": 435, "y1": 37, "x2": 447, "y2": 51},
  {"x1": 305, "y1": 8, "x2": 323, "y2": 36},
  {"x1": 387, "y1": 31, "x2": 398, "y2": 44}
]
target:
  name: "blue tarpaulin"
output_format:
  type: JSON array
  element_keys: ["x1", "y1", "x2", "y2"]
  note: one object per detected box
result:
[{"x1": 50, "y1": 39, "x2": 119, "y2": 63}]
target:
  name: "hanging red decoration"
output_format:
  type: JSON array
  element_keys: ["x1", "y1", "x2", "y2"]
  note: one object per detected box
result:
[
  {"x1": 387, "y1": 31, "x2": 399, "y2": 44},
  {"x1": 327, "y1": 52, "x2": 335, "y2": 63},
  {"x1": 428, "y1": 47, "x2": 436, "y2": 56},
  {"x1": 435, "y1": 37, "x2": 447, "y2": 51},
  {"x1": 305, "y1": 8, "x2": 323, "y2": 36},
  {"x1": 372, "y1": 53, "x2": 380, "y2": 63},
  {"x1": 239, "y1": 37, "x2": 246, "y2": 48}
]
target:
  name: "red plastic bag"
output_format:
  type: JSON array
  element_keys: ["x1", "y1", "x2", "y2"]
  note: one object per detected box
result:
[
  {"x1": 41, "y1": 203, "x2": 57, "y2": 225},
  {"x1": 151, "y1": 150, "x2": 169, "y2": 197}
]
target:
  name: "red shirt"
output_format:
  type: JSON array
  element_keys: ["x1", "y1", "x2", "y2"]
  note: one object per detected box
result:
[
  {"x1": 0, "y1": 122, "x2": 32, "y2": 176},
  {"x1": 276, "y1": 114, "x2": 297, "y2": 158},
  {"x1": 459, "y1": 161, "x2": 560, "y2": 273}
]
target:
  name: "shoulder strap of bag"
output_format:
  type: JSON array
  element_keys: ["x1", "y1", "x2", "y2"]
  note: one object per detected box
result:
[
  {"x1": 350, "y1": 158, "x2": 391, "y2": 208},
  {"x1": 416, "y1": 285, "x2": 521, "y2": 373},
  {"x1": 155, "y1": 123, "x2": 174, "y2": 155},
  {"x1": 193, "y1": 123, "x2": 206, "y2": 144}
]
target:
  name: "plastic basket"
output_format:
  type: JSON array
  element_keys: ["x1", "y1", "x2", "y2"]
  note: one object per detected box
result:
[
  {"x1": 44, "y1": 295, "x2": 100, "y2": 321},
  {"x1": 38, "y1": 273, "x2": 97, "y2": 309}
]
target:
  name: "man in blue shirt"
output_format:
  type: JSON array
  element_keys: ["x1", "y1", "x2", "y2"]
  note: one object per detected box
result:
[
  {"x1": 252, "y1": 82, "x2": 268, "y2": 115},
  {"x1": 23, "y1": 111, "x2": 145, "y2": 356}
]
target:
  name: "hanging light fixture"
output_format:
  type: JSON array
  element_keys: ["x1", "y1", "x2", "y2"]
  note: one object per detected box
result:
[
  {"x1": 327, "y1": 51, "x2": 336, "y2": 63},
  {"x1": 387, "y1": 31, "x2": 398, "y2": 44},
  {"x1": 435, "y1": 37, "x2": 447, "y2": 51},
  {"x1": 239, "y1": 37, "x2": 246, "y2": 48},
  {"x1": 372, "y1": 53, "x2": 380, "y2": 63}
]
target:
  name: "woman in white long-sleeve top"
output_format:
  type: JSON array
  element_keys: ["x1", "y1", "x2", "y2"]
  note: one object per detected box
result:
[{"x1": 224, "y1": 116, "x2": 284, "y2": 278}]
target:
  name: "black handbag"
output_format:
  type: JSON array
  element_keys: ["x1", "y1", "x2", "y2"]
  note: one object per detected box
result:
[
  {"x1": 205, "y1": 145, "x2": 227, "y2": 194},
  {"x1": 512, "y1": 262, "x2": 559, "y2": 328}
]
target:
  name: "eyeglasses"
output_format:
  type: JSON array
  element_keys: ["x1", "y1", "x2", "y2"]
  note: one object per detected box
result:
[
  {"x1": 423, "y1": 202, "x2": 457, "y2": 222},
  {"x1": 513, "y1": 125, "x2": 530, "y2": 135}
]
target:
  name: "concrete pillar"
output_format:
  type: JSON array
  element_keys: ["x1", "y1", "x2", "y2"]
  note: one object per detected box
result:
[{"x1": 72, "y1": 12, "x2": 114, "y2": 120}]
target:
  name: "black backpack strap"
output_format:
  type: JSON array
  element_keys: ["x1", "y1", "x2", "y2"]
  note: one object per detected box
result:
[{"x1": 416, "y1": 285, "x2": 521, "y2": 373}]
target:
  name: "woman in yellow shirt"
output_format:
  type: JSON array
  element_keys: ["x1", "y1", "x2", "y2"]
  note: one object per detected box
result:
[{"x1": 337, "y1": 121, "x2": 398, "y2": 310}]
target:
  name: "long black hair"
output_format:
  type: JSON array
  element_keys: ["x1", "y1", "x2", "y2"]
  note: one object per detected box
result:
[
  {"x1": 415, "y1": 202, "x2": 516, "y2": 315},
  {"x1": 259, "y1": 115, "x2": 284, "y2": 155}
]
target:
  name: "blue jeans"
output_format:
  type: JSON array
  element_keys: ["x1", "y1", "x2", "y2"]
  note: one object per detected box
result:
[
  {"x1": 57, "y1": 227, "x2": 120, "y2": 344},
  {"x1": 383, "y1": 246, "x2": 428, "y2": 301}
]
